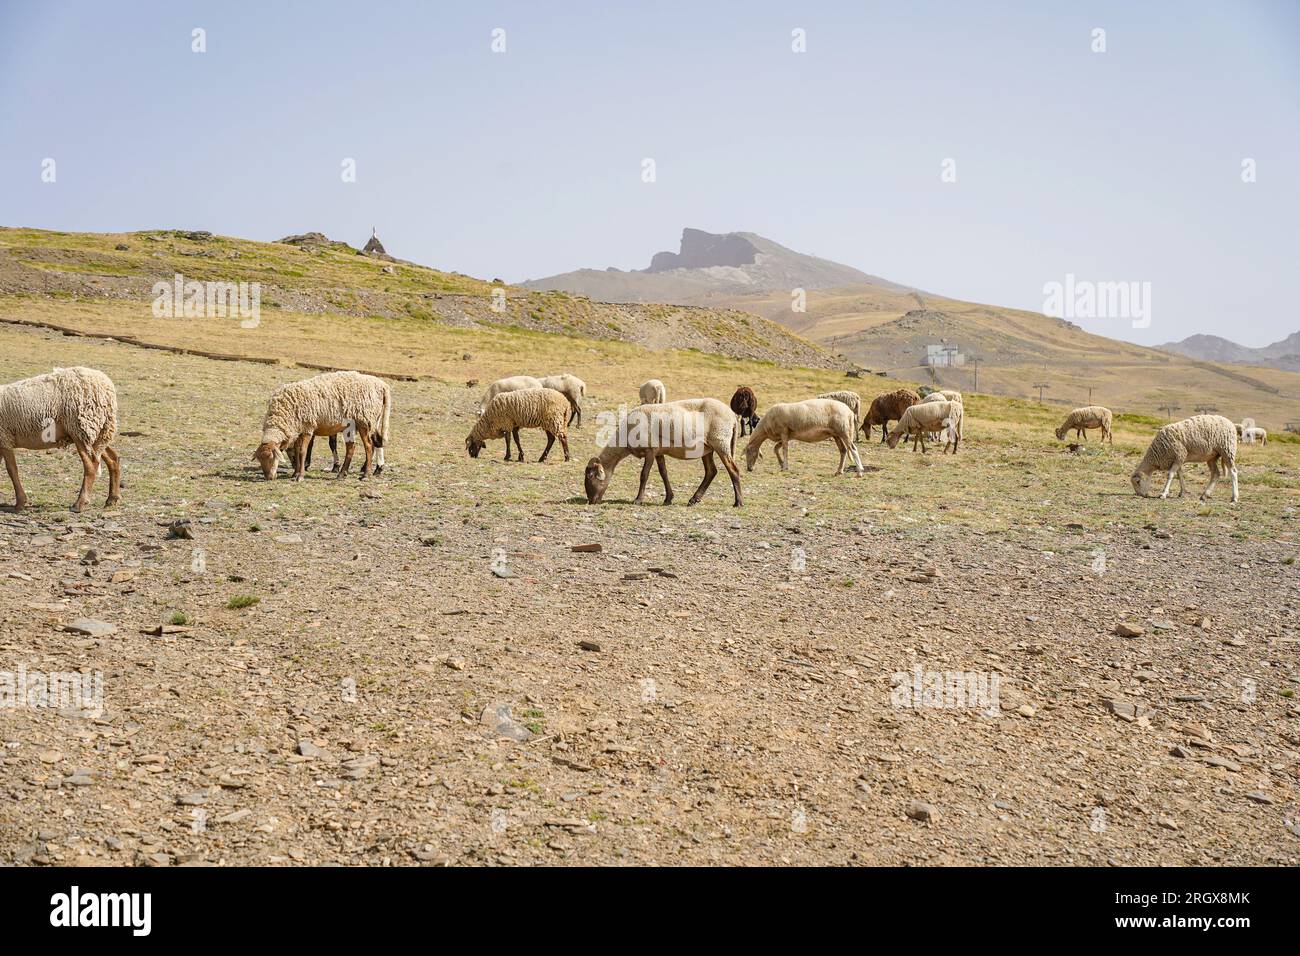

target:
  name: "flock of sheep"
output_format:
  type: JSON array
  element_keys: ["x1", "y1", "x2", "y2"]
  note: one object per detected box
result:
[{"x1": 0, "y1": 364, "x2": 1267, "y2": 512}]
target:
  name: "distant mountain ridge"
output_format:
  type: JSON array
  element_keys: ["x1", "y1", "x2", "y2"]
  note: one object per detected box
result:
[
  {"x1": 521, "y1": 228, "x2": 910, "y2": 303},
  {"x1": 1158, "y1": 331, "x2": 1300, "y2": 372}
]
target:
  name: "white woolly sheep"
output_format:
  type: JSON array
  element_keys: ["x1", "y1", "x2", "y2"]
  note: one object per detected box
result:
[
  {"x1": 887, "y1": 400, "x2": 962, "y2": 454},
  {"x1": 537, "y1": 373, "x2": 586, "y2": 428},
  {"x1": 816, "y1": 390, "x2": 862, "y2": 431},
  {"x1": 639, "y1": 379, "x2": 667, "y2": 405},
  {"x1": 744, "y1": 398, "x2": 863, "y2": 475},
  {"x1": 467, "y1": 387, "x2": 570, "y2": 462},
  {"x1": 480, "y1": 375, "x2": 543, "y2": 413},
  {"x1": 254, "y1": 371, "x2": 391, "y2": 481},
  {"x1": 0, "y1": 366, "x2": 122, "y2": 512},
  {"x1": 1131, "y1": 414, "x2": 1238, "y2": 503},
  {"x1": 1055, "y1": 405, "x2": 1112, "y2": 444},
  {"x1": 1242, "y1": 426, "x2": 1267, "y2": 445},
  {"x1": 584, "y1": 398, "x2": 741, "y2": 507}
]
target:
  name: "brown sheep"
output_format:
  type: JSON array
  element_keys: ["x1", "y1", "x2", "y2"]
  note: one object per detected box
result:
[
  {"x1": 863, "y1": 388, "x2": 919, "y2": 442},
  {"x1": 729, "y1": 386, "x2": 759, "y2": 436}
]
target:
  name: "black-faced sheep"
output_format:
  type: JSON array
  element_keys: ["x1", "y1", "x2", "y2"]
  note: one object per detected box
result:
[{"x1": 730, "y1": 386, "x2": 759, "y2": 436}]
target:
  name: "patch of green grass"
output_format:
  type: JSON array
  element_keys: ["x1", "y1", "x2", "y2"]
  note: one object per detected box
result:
[
  {"x1": 226, "y1": 594, "x2": 260, "y2": 610},
  {"x1": 168, "y1": 610, "x2": 189, "y2": 625}
]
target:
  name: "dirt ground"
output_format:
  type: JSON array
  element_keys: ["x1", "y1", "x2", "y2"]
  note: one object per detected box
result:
[{"x1": 1, "y1": 323, "x2": 1297, "y2": 866}]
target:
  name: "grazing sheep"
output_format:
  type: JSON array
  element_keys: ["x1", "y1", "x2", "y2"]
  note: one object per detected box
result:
[
  {"x1": 863, "y1": 388, "x2": 919, "y2": 442},
  {"x1": 480, "y1": 375, "x2": 543, "y2": 413},
  {"x1": 0, "y1": 366, "x2": 122, "y2": 512},
  {"x1": 254, "y1": 371, "x2": 391, "y2": 481},
  {"x1": 730, "y1": 386, "x2": 759, "y2": 436},
  {"x1": 887, "y1": 400, "x2": 962, "y2": 454},
  {"x1": 584, "y1": 398, "x2": 741, "y2": 507},
  {"x1": 1055, "y1": 405, "x2": 1113, "y2": 444},
  {"x1": 744, "y1": 398, "x2": 863, "y2": 475},
  {"x1": 1131, "y1": 414, "x2": 1238, "y2": 503},
  {"x1": 466, "y1": 387, "x2": 570, "y2": 462},
  {"x1": 1242, "y1": 426, "x2": 1268, "y2": 445},
  {"x1": 538, "y1": 373, "x2": 586, "y2": 428},
  {"x1": 639, "y1": 379, "x2": 667, "y2": 405},
  {"x1": 817, "y1": 390, "x2": 862, "y2": 432}
]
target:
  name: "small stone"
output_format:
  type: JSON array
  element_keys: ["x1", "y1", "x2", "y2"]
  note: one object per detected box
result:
[
  {"x1": 61, "y1": 618, "x2": 116, "y2": 637},
  {"x1": 571, "y1": 544, "x2": 602, "y2": 553},
  {"x1": 275, "y1": 534, "x2": 302, "y2": 545},
  {"x1": 1016, "y1": 705, "x2": 1036, "y2": 718},
  {"x1": 1202, "y1": 755, "x2": 1241, "y2": 772},
  {"x1": 296, "y1": 740, "x2": 329, "y2": 759},
  {"x1": 905, "y1": 801, "x2": 935, "y2": 823},
  {"x1": 175, "y1": 789, "x2": 210, "y2": 806},
  {"x1": 167, "y1": 520, "x2": 193, "y2": 540},
  {"x1": 578, "y1": 640, "x2": 601, "y2": 652},
  {"x1": 479, "y1": 703, "x2": 532, "y2": 742},
  {"x1": 1157, "y1": 817, "x2": 1179, "y2": 830},
  {"x1": 445, "y1": 657, "x2": 465, "y2": 671},
  {"x1": 1245, "y1": 791, "x2": 1274, "y2": 804},
  {"x1": 1114, "y1": 623, "x2": 1144, "y2": 638}
]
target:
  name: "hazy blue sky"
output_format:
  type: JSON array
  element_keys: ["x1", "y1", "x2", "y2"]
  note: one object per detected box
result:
[{"x1": 2, "y1": 1, "x2": 1297, "y2": 346}]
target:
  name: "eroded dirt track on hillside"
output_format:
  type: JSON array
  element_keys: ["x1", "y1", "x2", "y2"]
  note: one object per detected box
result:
[{"x1": 0, "y1": 326, "x2": 1297, "y2": 866}]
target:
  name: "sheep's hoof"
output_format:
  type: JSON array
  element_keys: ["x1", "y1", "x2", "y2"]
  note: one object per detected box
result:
[
  {"x1": 105, "y1": 496, "x2": 121, "y2": 508},
  {"x1": 662, "y1": 497, "x2": 674, "y2": 506},
  {"x1": 70, "y1": 502, "x2": 86, "y2": 514},
  {"x1": 687, "y1": 498, "x2": 700, "y2": 507}
]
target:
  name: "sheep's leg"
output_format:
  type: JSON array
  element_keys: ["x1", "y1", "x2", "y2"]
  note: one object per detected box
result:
[
  {"x1": 559, "y1": 431, "x2": 570, "y2": 462},
  {"x1": 512, "y1": 428, "x2": 524, "y2": 462},
  {"x1": 358, "y1": 431, "x2": 375, "y2": 479},
  {"x1": 689, "y1": 452, "x2": 718, "y2": 506},
  {"x1": 634, "y1": 454, "x2": 654, "y2": 504},
  {"x1": 848, "y1": 441, "x2": 864, "y2": 474},
  {"x1": 1176, "y1": 464, "x2": 1187, "y2": 498},
  {"x1": 1228, "y1": 458, "x2": 1239, "y2": 503},
  {"x1": 778, "y1": 440, "x2": 790, "y2": 472},
  {"x1": 292, "y1": 434, "x2": 311, "y2": 481},
  {"x1": 502, "y1": 436, "x2": 512, "y2": 461},
  {"x1": 717, "y1": 450, "x2": 742, "y2": 506},
  {"x1": 1158, "y1": 467, "x2": 1176, "y2": 499},
  {"x1": 1202, "y1": 458, "x2": 1220, "y2": 499},
  {"x1": 832, "y1": 436, "x2": 848, "y2": 475},
  {"x1": 656, "y1": 455, "x2": 674, "y2": 504},
  {"x1": 101, "y1": 446, "x2": 122, "y2": 507},
  {"x1": 539, "y1": 431, "x2": 557, "y2": 463},
  {"x1": 330, "y1": 435, "x2": 340, "y2": 473},
  {"x1": 337, "y1": 440, "x2": 355, "y2": 477},
  {"x1": 304, "y1": 437, "x2": 315, "y2": 471},
  {"x1": 72, "y1": 442, "x2": 97, "y2": 513},
  {"x1": 1, "y1": 447, "x2": 27, "y2": 510}
]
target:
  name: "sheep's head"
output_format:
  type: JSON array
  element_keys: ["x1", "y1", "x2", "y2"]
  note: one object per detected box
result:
[
  {"x1": 886, "y1": 428, "x2": 904, "y2": 449},
  {"x1": 584, "y1": 458, "x2": 609, "y2": 503},
  {"x1": 743, "y1": 440, "x2": 763, "y2": 472},
  {"x1": 253, "y1": 442, "x2": 280, "y2": 479},
  {"x1": 1054, "y1": 424, "x2": 1068, "y2": 440},
  {"x1": 466, "y1": 436, "x2": 486, "y2": 458},
  {"x1": 1130, "y1": 471, "x2": 1147, "y2": 496}
]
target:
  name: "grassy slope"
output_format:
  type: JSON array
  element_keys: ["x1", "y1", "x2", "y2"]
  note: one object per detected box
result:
[
  {"x1": 708, "y1": 284, "x2": 1300, "y2": 429},
  {"x1": 0, "y1": 228, "x2": 835, "y2": 368}
]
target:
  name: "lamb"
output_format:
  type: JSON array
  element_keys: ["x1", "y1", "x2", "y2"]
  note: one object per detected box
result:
[
  {"x1": 1130, "y1": 414, "x2": 1238, "y2": 503},
  {"x1": 639, "y1": 379, "x2": 667, "y2": 405},
  {"x1": 886, "y1": 399, "x2": 962, "y2": 454},
  {"x1": 584, "y1": 398, "x2": 741, "y2": 507},
  {"x1": 254, "y1": 371, "x2": 391, "y2": 481},
  {"x1": 744, "y1": 398, "x2": 863, "y2": 475},
  {"x1": 480, "y1": 375, "x2": 543, "y2": 413},
  {"x1": 0, "y1": 366, "x2": 122, "y2": 512},
  {"x1": 1242, "y1": 426, "x2": 1267, "y2": 445},
  {"x1": 1055, "y1": 405, "x2": 1113, "y2": 444},
  {"x1": 466, "y1": 387, "x2": 570, "y2": 462},
  {"x1": 817, "y1": 390, "x2": 862, "y2": 431},
  {"x1": 863, "y1": 388, "x2": 919, "y2": 442},
  {"x1": 538, "y1": 373, "x2": 586, "y2": 428},
  {"x1": 298, "y1": 420, "x2": 386, "y2": 476},
  {"x1": 730, "y1": 386, "x2": 759, "y2": 436}
]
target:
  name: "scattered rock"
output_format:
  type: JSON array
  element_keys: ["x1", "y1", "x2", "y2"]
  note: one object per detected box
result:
[
  {"x1": 1114, "y1": 623, "x2": 1144, "y2": 638},
  {"x1": 61, "y1": 618, "x2": 116, "y2": 638},
  {"x1": 479, "y1": 703, "x2": 532, "y2": 742},
  {"x1": 905, "y1": 801, "x2": 935, "y2": 823}
]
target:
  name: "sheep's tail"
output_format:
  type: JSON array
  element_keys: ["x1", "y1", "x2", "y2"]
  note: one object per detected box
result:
[{"x1": 380, "y1": 385, "x2": 392, "y2": 448}]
